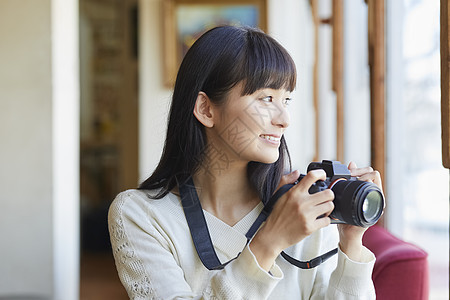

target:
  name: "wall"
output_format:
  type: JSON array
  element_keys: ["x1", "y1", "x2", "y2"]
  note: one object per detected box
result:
[
  {"x1": 316, "y1": 0, "x2": 372, "y2": 167},
  {"x1": 343, "y1": 0, "x2": 371, "y2": 167},
  {"x1": 52, "y1": 0, "x2": 80, "y2": 298},
  {"x1": 269, "y1": 0, "x2": 315, "y2": 171},
  {"x1": 139, "y1": 0, "x2": 173, "y2": 181},
  {"x1": 0, "y1": 0, "x2": 53, "y2": 297},
  {"x1": 0, "y1": 0, "x2": 79, "y2": 298},
  {"x1": 385, "y1": 0, "x2": 405, "y2": 236},
  {"x1": 138, "y1": 0, "x2": 315, "y2": 180}
]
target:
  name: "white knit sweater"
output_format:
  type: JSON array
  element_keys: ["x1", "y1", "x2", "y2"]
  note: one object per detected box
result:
[{"x1": 108, "y1": 189, "x2": 376, "y2": 299}]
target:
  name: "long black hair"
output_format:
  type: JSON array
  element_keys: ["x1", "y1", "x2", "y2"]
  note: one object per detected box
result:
[{"x1": 139, "y1": 26, "x2": 296, "y2": 203}]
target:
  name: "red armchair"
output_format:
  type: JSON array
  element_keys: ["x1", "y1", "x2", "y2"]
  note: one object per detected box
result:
[{"x1": 363, "y1": 225, "x2": 429, "y2": 299}]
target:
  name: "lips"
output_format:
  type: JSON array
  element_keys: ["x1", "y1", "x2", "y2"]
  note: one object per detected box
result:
[{"x1": 259, "y1": 134, "x2": 281, "y2": 142}]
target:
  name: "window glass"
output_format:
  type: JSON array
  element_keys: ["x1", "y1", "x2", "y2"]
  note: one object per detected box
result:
[{"x1": 402, "y1": 0, "x2": 449, "y2": 298}]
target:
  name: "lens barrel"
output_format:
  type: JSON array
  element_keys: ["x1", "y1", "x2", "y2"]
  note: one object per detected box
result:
[{"x1": 329, "y1": 179, "x2": 384, "y2": 227}]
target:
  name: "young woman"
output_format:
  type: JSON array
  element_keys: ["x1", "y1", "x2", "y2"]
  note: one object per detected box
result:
[{"x1": 109, "y1": 26, "x2": 380, "y2": 299}]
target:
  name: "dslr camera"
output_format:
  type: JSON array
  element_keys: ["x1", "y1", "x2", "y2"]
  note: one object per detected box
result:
[{"x1": 297, "y1": 160, "x2": 385, "y2": 227}]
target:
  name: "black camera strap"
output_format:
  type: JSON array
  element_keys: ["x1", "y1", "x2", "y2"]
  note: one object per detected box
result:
[
  {"x1": 179, "y1": 177, "x2": 229, "y2": 270},
  {"x1": 179, "y1": 177, "x2": 337, "y2": 271}
]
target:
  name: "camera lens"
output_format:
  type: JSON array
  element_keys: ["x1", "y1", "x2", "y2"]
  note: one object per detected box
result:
[
  {"x1": 331, "y1": 180, "x2": 384, "y2": 227},
  {"x1": 362, "y1": 190, "x2": 383, "y2": 223}
]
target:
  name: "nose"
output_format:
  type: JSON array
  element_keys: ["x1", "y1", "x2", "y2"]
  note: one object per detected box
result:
[{"x1": 271, "y1": 104, "x2": 290, "y2": 128}]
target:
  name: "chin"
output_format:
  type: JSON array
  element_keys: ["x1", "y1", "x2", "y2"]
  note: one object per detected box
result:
[
  {"x1": 241, "y1": 146, "x2": 280, "y2": 164},
  {"x1": 254, "y1": 152, "x2": 280, "y2": 164}
]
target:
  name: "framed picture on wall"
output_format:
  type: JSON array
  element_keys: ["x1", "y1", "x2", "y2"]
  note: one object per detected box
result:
[{"x1": 162, "y1": 0, "x2": 268, "y2": 87}]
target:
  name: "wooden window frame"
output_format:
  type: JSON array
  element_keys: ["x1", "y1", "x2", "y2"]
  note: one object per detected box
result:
[
  {"x1": 367, "y1": 0, "x2": 385, "y2": 185},
  {"x1": 441, "y1": 0, "x2": 450, "y2": 169},
  {"x1": 312, "y1": 0, "x2": 385, "y2": 185},
  {"x1": 312, "y1": 0, "x2": 386, "y2": 224}
]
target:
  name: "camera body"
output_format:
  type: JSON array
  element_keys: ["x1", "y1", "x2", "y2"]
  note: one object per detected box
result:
[{"x1": 297, "y1": 160, "x2": 384, "y2": 227}]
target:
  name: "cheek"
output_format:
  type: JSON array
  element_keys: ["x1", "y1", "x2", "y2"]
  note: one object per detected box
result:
[
  {"x1": 218, "y1": 117, "x2": 259, "y2": 155},
  {"x1": 246, "y1": 104, "x2": 276, "y2": 128}
]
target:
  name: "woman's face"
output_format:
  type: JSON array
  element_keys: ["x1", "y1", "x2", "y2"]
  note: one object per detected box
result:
[{"x1": 207, "y1": 82, "x2": 292, "y2": 165}]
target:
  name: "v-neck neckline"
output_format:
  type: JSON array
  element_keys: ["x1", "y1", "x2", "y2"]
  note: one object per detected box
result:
[
  {"x1": 202, "y1": 202, "x2": 264, "y2": 234},
  {"x1": 174, "y1": 184, "x2": 265, "y2": 263},
  {"x1": 202, "y1": 202, "x2": 264, "y2": 261}
]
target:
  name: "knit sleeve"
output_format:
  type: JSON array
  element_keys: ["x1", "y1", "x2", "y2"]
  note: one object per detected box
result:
[
  {"x1": 309, "y1": 225, "x2": 376, "y2": 300},
  {"x1": 326, "y1": 247, "x2": 376, "y2": 299},
  {"x1": 108, "y1": 191, "x2": 283, "y2": 299}
]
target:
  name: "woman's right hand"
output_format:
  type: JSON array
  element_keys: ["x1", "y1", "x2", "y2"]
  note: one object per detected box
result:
[{"x1": 249, "y1": 169, "x2": 335, "y2": 271}]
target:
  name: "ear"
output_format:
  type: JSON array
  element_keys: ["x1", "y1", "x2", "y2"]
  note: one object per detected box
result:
[{"x1": 193, "y1": 92, "x2": 215, "y2": 128}]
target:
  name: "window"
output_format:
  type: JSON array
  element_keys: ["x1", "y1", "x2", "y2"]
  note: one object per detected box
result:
[{"x1": 388, "y1": 0, "x2": 449, "y2": 298}]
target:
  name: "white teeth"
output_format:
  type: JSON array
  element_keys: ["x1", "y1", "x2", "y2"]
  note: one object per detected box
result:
[{"x1": 260, "y1": 135, "x2": 280, "y2": 142}]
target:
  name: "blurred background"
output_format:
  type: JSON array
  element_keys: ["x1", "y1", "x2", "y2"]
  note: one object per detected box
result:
[{"x1": 0, "y1": 0, "x2": 448, "y2": 299}]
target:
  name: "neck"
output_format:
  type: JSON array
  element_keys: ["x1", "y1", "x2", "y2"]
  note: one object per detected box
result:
[{"x1": 192, "y1": 160, "x2": 260, "y2": 226}]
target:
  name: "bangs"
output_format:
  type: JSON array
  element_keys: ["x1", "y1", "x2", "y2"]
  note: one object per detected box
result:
[{"x1": 240, "y1": 30, "x2": 297, "y2": 95}]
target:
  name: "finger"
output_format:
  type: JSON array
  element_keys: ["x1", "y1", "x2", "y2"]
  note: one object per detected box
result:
[
  {"x1": 314, "y1": 213, "x2": 332, "y2": 229},
  {"x1": 372, "y1": 170, "x2": 383, "y2": 188},
  {"x1": 348, "y1": 161, "x2": 358, "y2": 171},
  {"x1": 309, "y1": 189, "x2": 335, "y2": 205},
  {"x1": 312, "y1": 197, "x2": 335, "y2": 216},
  {"x1": 358, "y1": 172, "x2": 375, "y2": 182},
  {"x1": 350, "y1": 166, "x2": 374, "y2": 177},
  {"x1": 310, "y1": 191, "x2": 335, "y2": 221},
  {"x1": 358, "y1": 171, "x2": 383, "y2": 189},
  {"x1": 295, "y1": 169, "x2": 327, "y2": 193},
  {"x1": 278, "y1": 170, "x2": 300, "y2": 187}
]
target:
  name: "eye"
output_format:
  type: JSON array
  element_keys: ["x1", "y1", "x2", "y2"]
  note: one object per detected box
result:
[
  {"x1": 283, "y1": 97, "x2": 293, "y2": 105},
  {"x1": 259, "y1": 96, "x2": 273, "y2": 103}
]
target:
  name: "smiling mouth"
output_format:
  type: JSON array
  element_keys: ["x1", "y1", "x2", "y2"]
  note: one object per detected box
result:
[{"x1": 259, "y1": 134, "x2": 281, "y2": 142}]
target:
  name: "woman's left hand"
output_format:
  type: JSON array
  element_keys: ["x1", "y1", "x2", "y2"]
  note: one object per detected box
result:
[{"x1": 337, "y1": 161, "x2": 383, "y2": 261}]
